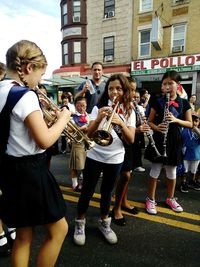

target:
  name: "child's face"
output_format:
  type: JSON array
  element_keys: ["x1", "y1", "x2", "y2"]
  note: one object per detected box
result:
[
  {"x1": 108, "y1": 79, "x2": 124, "y2": 103},
  {"x1": 129, "y1": 82, "x2": 137, "y2": 99},
  {"x1": 76, "y1": 100, "x2": 87, "y2": 114},
  {"x1": 193, "y1": 117, "x2": 199, "y2": 127},
  {"x1": 161, "y1": 77, "x2": 178, "y2": 97}
]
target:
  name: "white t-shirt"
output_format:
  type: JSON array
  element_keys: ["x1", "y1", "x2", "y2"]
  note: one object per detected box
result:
[
  {"x1": 0, "y1": 80, "x2": 45, "y2": 157},
  {"x1": 87, "y1": 103, "x2": 136, "y2": 164}
]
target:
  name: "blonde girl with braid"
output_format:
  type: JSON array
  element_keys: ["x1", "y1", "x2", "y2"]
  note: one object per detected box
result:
[{"x1": 0, "y1": 40, "x2": 71, "y2": 267}]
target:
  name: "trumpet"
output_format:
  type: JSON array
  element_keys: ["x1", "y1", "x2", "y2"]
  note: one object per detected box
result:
[
  {"x1": 36, "y1": 87, "x2": 95, "y2": 150},
  {"x1": 92, "y1": 97, "x2": 119, "y2": 146}
]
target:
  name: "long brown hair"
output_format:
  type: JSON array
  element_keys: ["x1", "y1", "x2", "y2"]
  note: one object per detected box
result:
[{"x1": 98, "y1": 73, "x2": 132, "y2": 118}]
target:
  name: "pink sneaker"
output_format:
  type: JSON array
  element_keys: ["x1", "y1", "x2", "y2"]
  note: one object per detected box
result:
[
  {"x1": 166, "y1": 198, "x2": 183, "y2": 212},
  {"x1": 146, "y1": 197, "x2": 157, "y2": 214}
]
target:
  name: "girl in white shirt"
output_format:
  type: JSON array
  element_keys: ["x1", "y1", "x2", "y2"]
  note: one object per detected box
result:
[
  {"x1": 73, "y1": 73, "x2": 135, "y2": 246},
  {"x1": 0, "y1": 40, "x2": 71, "y2": 267}
]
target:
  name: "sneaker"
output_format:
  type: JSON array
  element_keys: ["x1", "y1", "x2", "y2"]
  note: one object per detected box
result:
[
  {"x1": 188, "y1": 180, "x2": 200, "y2": 191},
  {"x1": 73, "y1": 184, "x2": 82, "y2": 192},
  {"x1": 146, "y1": 197, "x2": 157, "y2": 215},
  {"x1": 98, "y1": 217, "x2": 117, "y2": 244},
  {"x1": 166, "y1": 198, "x2": 183, "y2": 212},
  {"x1": 180, "y1": 182, "x2": 189, "y2": 193},
  {"x1": 73, "y1": 218, "x2": 86, "y2": 246},
  {"x1": 134, "y1": 167, "x2": 145, "y2": 172}
]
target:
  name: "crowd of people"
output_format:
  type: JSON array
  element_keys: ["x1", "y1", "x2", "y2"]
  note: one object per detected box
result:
[{"x1": 0, "y1": 39, "x2": 199, "y2": 266}]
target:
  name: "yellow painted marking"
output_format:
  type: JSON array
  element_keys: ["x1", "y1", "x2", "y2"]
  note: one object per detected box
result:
[{"x1": 60, "y1": 185, "x2": 200, "y2": 233}]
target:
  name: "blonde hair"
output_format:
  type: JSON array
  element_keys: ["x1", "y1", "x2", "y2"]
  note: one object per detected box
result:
[{"x1": 6, "y1": 40, "x2": 47, "y2": 87}]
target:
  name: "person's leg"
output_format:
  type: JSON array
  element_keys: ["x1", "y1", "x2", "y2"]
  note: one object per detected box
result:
[
  {"x1": 100, "y1": 163, "x2": 122, "y2": 218},
  {"x1": 113, "y1": 171, "x2": 130, "y2": 218},
  {"x1": 77, "y1": 158, "x2": 102, "y2": 219},
  {"x1": 36, "y1": 218, "x2": 68, "y2": 267},
  {"x1": 11, "y1": 227, "x2": 33, "y2": 267},
  {"x1": 74, "y1": 158, "x2": 102, "y2": 246},
  {"x1": 188, "y1": 160, "x2": 200, "y2": 190},
  {"x1": 146, "y1": 163, "x2": 162, "y2": 215}
]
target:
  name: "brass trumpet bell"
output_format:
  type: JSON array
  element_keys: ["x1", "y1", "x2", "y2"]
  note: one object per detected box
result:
[
  {"x1": 92, "y1": 98, "x2": 119, "y2": 146},
  {"x1": 92, "y1": 129, "x2": 113, "y2": 146}
]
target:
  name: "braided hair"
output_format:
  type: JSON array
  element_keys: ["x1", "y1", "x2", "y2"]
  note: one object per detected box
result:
[{"x1": 6, "y1": 40, "x2": 47, "y2": 87}]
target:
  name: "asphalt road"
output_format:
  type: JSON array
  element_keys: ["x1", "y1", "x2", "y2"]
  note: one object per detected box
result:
[{"x1": 0, "y1": 152, "x2": 199, "y2": 267}]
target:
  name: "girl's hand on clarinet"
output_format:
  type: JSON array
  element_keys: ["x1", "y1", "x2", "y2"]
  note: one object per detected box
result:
[
  {"x1": 157, "y1": 122, "x2": 168, "y2": 133},
  {"x1": 138, "y1": 123, "x2": 151, "y2": 133}
]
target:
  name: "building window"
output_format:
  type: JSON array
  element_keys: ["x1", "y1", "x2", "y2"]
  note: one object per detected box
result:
[
  {"x1": 63, "y1": 43, "x2": 68, "y2": 65},
  {"x1": 171, "y1": 24, "x2": 186, "y2": 53},
  {"x1": 104, "y1": 36, "x2": 114, "y2": 62},
  {"x1": 61, "y1": 3, "x2": 68, "y2": 26},
  {"x1": 73, "y1": 0, "x2": 81, "y2": 22},
  {"x1": 139, "y1": 30, "x2": 151, "y2": 57},
  {"x1": 104, "y1": 0, "x2": 115, "y2": 18},
  {"x1": 74, "y1": 41, "x2": 81, "y2": 63},
  {"x1": 139, "y1": 0, "x2": 153, "y2": 13}
]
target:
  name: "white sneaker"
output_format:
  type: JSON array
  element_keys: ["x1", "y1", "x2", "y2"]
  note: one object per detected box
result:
[
  {"x1": 134, "y1": 167, "x2": 145, "y2": 172},
  {"x1": 166, "y1": 198, "x2": 183, "y2": 212},
  {"x1": 146, "y1": 197, "x2": 157, "y2": 215},
  {"x1": 73, "y1": 218, "x2": 86, "y2": 246},
  {"x1": 98, "y1": 217, "x2": 117, "y2": 244}
]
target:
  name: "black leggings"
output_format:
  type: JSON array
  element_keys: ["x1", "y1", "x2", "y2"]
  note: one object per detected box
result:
[{"x1": 77, "y1": 157, "x2": 122, "y2": 216}]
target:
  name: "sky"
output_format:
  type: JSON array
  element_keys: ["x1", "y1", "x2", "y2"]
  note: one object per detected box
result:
[{"x1": 0, "y1": 0, "x2": 62, "y2": 79}]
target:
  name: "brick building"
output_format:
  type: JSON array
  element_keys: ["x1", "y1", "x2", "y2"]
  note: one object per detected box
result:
[{"x1": 53, "y1": 0, "x2": 200, "y2": 107}]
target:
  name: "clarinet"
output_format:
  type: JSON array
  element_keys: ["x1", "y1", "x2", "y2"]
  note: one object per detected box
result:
[
  {"x1": 162, "y1": 91, "x2": 170, "y2": 158},
  {"x1": 133, "y1": 100, "x2": 161, "y2": 159}
]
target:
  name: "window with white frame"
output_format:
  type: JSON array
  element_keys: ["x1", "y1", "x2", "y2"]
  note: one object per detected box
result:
[
  {"x1": 104, "y1": 36, "x2": 114, "y2": 62},
  {"x1": 73, "y1": 0, "x2": 81, "y2": 21},
  {"x1": 139, "y1": 29, "x2": 151, "y2": 57},
  {"x1": 139, "y1": 0, "x2": 153, "y2": 13},
  {"x1": 172, "y1": 24, "x2": 186, "y2": 53},
  {"x1": 104, "y1": 0, "x2": 115, "y2": 18},
  {"x1": 74, "y1": 41, "x2": 81, "y2": 63},
  {"x1": 63, "y1": 43, "x2": 68, "y2": 65},
  {"x1": 61, "y1": 3, "x2": 68, "y2": 25}
]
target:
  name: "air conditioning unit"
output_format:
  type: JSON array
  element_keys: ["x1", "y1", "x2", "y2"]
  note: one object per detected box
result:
[
  {"x1": 104, "y1": 55, "x2": 114, "y2": 62},
  {"x1": 107, "y1": 11, "x2": 115, "y2": 18},
  {"x1": 172, "y1": 45, "x2": 184, "y2": 53},
  {"x1": 73, "y1": 16, "x2": 80, "y2": 22}
]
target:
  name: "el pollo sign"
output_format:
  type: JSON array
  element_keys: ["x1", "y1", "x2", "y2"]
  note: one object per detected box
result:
[{"x1": 131, "y1": 54, "x2": 200, "y2": 75}]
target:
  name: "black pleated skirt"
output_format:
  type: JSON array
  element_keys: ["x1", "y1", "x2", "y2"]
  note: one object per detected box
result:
[{"x1": 0, "y1": 152, "x2": 66, "y2": 228}]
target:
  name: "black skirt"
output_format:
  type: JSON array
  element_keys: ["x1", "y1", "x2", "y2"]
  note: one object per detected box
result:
[{"x1": 0, "y1": 152, "x2": 66, "y2": 228}]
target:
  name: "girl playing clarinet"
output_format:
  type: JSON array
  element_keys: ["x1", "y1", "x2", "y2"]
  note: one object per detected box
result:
[{"x1": 145, "y1": 70, "x2": 192, "y2": 214}]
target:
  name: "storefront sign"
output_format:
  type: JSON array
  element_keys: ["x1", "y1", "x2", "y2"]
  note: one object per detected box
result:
[{"x1": 131, "y1": 54, "x2": 200, "y2": 75}]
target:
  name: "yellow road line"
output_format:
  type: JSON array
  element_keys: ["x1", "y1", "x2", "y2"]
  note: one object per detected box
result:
[
  {"x1": 60, "y1": 185, "x2": 200, "y2": 221},
  {"x1": 62, "y1": 192, "x2": 200, "y2": 234}
]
